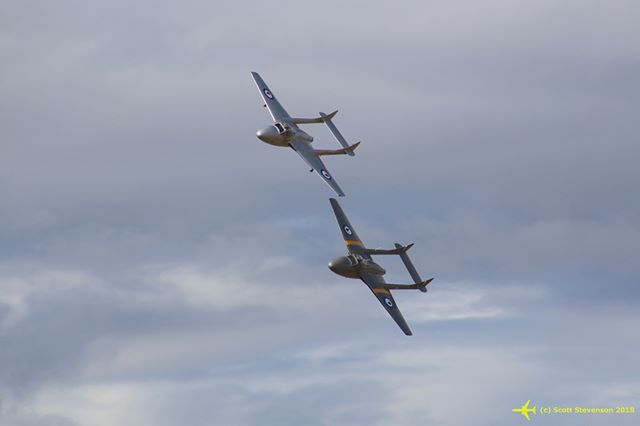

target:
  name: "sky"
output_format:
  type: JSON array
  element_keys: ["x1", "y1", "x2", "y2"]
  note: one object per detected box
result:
[{"x1": 1, "y1": 1, "x2": 639, "y2": 425}]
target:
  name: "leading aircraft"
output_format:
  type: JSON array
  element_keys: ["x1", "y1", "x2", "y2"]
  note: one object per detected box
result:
[
  {"x1": 328, "y1": 198, "x2": 434, "y2": 335},
  {"x1": 251, "y1": 72, "x2": 360, "y2": 197}
]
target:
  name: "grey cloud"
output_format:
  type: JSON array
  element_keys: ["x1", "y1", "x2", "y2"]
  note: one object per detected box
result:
[{"x1": 2, "y1": 0, "x2": 639, "y2": 424}]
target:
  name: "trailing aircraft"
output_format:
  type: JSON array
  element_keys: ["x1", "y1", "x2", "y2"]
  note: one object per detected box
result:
[{"x1": 328, "y1": 198, "x2": 434, "y2": 335}]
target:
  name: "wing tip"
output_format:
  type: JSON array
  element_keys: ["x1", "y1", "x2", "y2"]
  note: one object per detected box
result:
[
  {"x1": 333, "y1": 186, "x2": 346, "y2": 197},
  {"x1": 403, "y1": 323, "x2": 414, "y2": 335}
]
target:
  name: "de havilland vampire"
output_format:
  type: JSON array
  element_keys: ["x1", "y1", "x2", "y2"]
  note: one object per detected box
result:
[
  {"x1": 328, "y1": 198, "x2": 434, "y2": 335},
  {"x1": 251, "y1": 72, "x2": 360, "y2": 197}
]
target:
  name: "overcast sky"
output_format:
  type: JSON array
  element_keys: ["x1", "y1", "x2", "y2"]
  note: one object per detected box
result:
[{"x1": 2, "y1": 1, "x2": 640, "y2": 425}]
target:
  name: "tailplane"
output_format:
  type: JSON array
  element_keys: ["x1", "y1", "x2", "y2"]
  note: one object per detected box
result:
[
  {"x1": 320, "y1": 111, "x2": 357, "y2": 156},
  {"x1": 395, "y1": 243, "x2": 431, "y2": 291}
]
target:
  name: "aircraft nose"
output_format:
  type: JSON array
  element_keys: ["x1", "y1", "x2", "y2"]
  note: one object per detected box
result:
[
  {"x1": 328, "y1": 256, "x2": 350, "y2": 274},
  {"x1": 328, "y1": 258, "x2": 343, "y2": 273},
  {"x1": 256, "y1": 125, "x2": 278, "y2": 143}
]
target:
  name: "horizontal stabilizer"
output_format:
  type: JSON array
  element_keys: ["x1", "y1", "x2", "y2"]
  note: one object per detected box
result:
[
  {"x1": 314, "y1": 141, "x2": 360, "y2": 157},
  {"x1": 290, "y1": 110, "x2": 337, "y2": 124},
  {"x1": 320, "y1": 111, "x2": 355, "y2": 156},
  {"x1": 395, "y1": 243, "x2": 432, "y2": 291}
]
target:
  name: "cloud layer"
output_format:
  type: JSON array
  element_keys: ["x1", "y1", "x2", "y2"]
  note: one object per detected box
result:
[{"x1": 2, "y1": 1, "x2": 639, "y2": 425}]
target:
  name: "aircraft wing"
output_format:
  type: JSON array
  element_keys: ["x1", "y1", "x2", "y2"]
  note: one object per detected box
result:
[
  {"x1": 361, "y1": 272, "x2": 413, "y2": 336},
  {"x1": 289, "y1": 139, "x2": 345, "y2": 197},
  {"x1": 250, "y1": 72, "x2": 291, "y2": 123},
  {"x1": 329, "y1": 198, "x2": 366, "y2": 255}
]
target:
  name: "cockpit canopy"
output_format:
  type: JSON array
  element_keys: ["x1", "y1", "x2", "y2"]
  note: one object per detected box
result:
[{"x1": 274, "y1": 122, "x2": 286, "y2": 134}]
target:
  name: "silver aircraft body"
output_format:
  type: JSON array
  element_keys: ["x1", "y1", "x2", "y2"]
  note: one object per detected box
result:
[
  {"x1": 328, "y1": 198, "x2": 434, "y2": 335},
  {"x1": 251, "y1": 72, "x2": 359, "y2": 197}
]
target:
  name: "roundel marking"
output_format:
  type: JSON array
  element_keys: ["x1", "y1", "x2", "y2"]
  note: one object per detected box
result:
[
  {"x1": 263, "y1": 88, "x2": 274, "y2": 99},
  {"x1": 320, "y1": 169, "x2": 332, "y2": 180},
  {"x1": 343, "y1": 225, "x2": 353, "y2": 235},
  {"x1": 384, "y1": 297, "x2": 393, "y2": 307}
]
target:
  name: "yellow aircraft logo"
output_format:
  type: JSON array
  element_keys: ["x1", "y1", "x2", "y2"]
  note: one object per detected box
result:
[{"x1": 512, "y1": 400, "x2": 536, "y2": 421}]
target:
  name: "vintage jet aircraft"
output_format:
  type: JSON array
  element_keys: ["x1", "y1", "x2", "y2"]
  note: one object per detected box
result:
[
  {"x1": 328, "y1": 198, "x2": 434, "y2": 335},
  {"x1": 251, "y1": 72, "x2": 360, "y2": 197}
]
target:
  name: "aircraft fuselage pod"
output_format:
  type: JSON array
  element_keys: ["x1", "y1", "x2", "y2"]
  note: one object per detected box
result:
[
  {"x1": 328, "y1": 255, "x2": 386, "y2": 278},
  {"x1": 256, "y1": 123, "x2": 313, "y2": 147}
]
